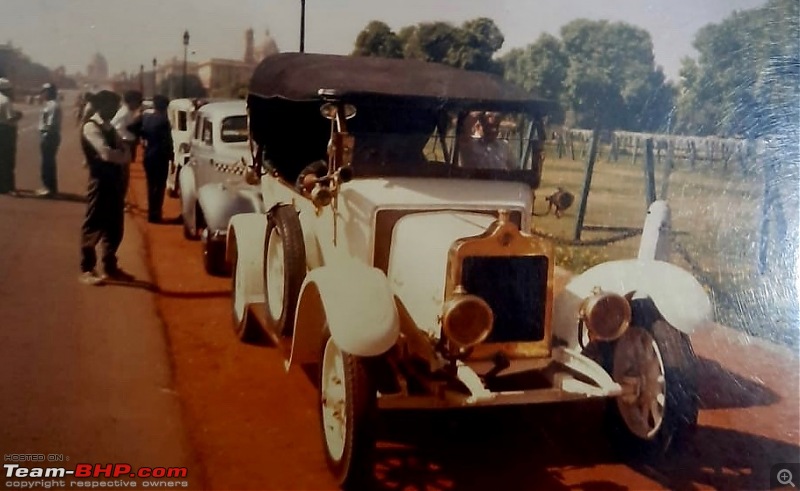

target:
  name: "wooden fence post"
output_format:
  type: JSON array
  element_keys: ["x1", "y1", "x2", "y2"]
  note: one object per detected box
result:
[
  {"x1": 569, "y1": 132, "x2": 576, "y2": 160},
  {"x1": 632, "y1": 137, "x2": 639, "y2": 166},
  {"x1": 644, "y1": 138, "x2": 657, "y2": 208},
  {"x1": 689, "y1": 140, "x2": 697, "y2": 169},
  {"x1": 573, "y1": 127, "x2": 601, "y2": 241},
  {"x1": 660, "y1": 139, "x2": 675, "y2": 199}
]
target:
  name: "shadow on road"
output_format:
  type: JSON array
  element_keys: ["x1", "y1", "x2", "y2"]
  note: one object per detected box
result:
[
  {"x1": 8, "y1": 189, "x2": 86, "y2": 202},
  {"x1": 696, "y1": 356, "x2": 780, "y2": 409},
  {"x1": 370, "y1": 401, "x2": 799, "y2": 490},
  {"x1": 99, "y1": 277, "x2": 229, "y2": 300}
]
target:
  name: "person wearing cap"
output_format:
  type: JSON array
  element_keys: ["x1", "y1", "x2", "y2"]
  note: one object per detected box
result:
[
  {"x1": 111, "y1": 90, "x2": 143, "y2": 199},
  {"x1": 37, "y1": 83, "x2": 62, "y2": 196},
  {"x1": 137, "y1": 94, "x2": 173, "y2": 223},
  {"x1": 0, "y1": 78, "x2": 22, "y2": 194},
  {"x1": 78, "y1": 90, "x2": 132, "y2": 285}
]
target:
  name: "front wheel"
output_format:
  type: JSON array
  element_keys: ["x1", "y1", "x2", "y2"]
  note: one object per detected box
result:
[
  {"x1": 606, "y1": 320, "x2": 698, "y2": 459},
  {"x1": 203, "y1": 234, "x2": 229, "y2": 277},
  {"x1": 229, "y1": 232, "x2": 262, "y2": 343},
  {"x1": 263, "y1": 205, "x2": 306, "y2": 336},
  {"x1": 319, "y1": 332, "x2": 377, "y2": 490}
]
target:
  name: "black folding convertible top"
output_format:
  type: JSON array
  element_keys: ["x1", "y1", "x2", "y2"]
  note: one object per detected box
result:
[{"x1": 248, "y1": 52, "x2": 554, "y2": 113}]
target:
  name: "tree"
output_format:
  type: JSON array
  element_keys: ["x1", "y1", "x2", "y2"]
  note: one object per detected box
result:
[
  {"x1": 675, "y1": 0, "x2": 799, "y2": 136},
  {"x1": 158, "y1": 74, "x2": 207, "y2": 99},
  {"x1": 501, "y1": 33, "x2": 569, "y2": 102},
  {"x1": 354, "y1": 18, "x2": 506, "y2": 74},
  {"x1": 352, "y1": 21, "x2": 403, "y2": 59},
  {"x1": 559, "y1": 19, "x2": 673, "y2": 131}
]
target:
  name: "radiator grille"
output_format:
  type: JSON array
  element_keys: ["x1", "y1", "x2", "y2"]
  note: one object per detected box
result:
[{"x1": 460, "y1": 256, "x2": 548, "y2": 343}]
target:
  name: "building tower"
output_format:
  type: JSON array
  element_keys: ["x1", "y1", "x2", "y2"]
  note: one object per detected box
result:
[{"x1": 244, "y1": 28, "x2": 255, "y2": 64}]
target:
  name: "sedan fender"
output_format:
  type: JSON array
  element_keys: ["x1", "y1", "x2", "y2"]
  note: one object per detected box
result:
[
  {"x1": 197, "y1": 182, "x2": 264, "y2": 233},
  {"x1": 227, "y1": 213, "x2": 267, "y2": 323},
  {"x1": 553, "y1": 259, "x2": 713, "y2": 347},
  {"x1": 178, "y1": 165, "x2": 199, "y2": 232},
  {"x1": 289, "y1": 259, "x2": 400, "y2": 369}
]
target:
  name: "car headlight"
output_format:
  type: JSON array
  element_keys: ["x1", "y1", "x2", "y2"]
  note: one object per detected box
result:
[
  {"x1": 579, "y1": 289, "x2": 631, "y2": 341},
  {"x1": 442, "y1": 286, "x2": 493, "y2": 348}
]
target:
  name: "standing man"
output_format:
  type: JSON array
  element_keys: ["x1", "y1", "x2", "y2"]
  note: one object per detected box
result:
[
  {"x1": 138, "y1": 94, "x2": 173, "y2": 223},
  {"x1": 0, "y1": 78, "x2": 22, "y2": 194},
  {"x1": 37, "y1": 83, "x2": 62, "y2": 197},
  {"x1": 459, "y1": 111, "x2": 517, "y2": 171},
  {"x1": 111, "y1": 90, "x2": 143, "y2": 200},
  {"x1": 79, "y1": 90, "x2": 132, "y2": 285}
]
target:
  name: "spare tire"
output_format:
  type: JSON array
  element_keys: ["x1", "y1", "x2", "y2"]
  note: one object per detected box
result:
[{"x1": 263, "y1": 204, "x2": 306, "y2": 337}]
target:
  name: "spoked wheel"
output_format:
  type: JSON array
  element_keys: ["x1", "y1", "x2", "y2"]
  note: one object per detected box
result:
[
  {"x1": 607, "y1": 320, "x2": 698, "y2": 459},
  {"x1": 229, "y1": 232, "x2": 261, "y2": 343},
  {"x1": 263, "y1": 205, "x2": 306, "y2": 336},
  {"x1": 319, "y1": 331, "x2": 376, "y2": 490}
]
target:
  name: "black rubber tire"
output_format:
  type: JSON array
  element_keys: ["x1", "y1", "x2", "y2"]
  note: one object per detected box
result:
[
  {"x1": 263, "y1": 205, "x2": 306, "y2": 337},
  {"x1": 229, "y1": 233, "x2": 262, "y2": 343},
  {"x1": 603, "y1": 299, "x2": 699, "y2": 460},
  {"x1": 203, "y1": 238, "x2": 230, "y2": 277},
  {"x1": 318, "y1": 330, "x2": 377, "y2": 490}
]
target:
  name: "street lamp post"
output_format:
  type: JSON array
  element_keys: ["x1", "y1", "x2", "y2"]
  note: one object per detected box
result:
[
  {"x1": 152, "y1": 57, "x2": 157, "y2": 97},
  {"x1": 183, "y1": 30, "x2": 190, "y2": 98},
  {"x1": 300, "y1": 0, "x2": 306, "y2": 53},
  {"x1": 139, "y1": 64, "x2": 144, "y2": 93}
]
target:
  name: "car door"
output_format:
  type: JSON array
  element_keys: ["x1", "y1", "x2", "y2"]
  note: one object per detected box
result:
[{"x1": 193, "y1": 114, "x2": 215, "y2": 186}]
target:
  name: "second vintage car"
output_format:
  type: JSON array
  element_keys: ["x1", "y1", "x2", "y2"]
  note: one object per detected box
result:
[
  {"x1": 227, "y1": 53, "x2": 713, "y2": 489},
  {"x1": 165, "y1": 97, "x2": 198, "y2": 198},
  {"x1": 179, "y1": 99, "x2": 263, "y2": 275}
]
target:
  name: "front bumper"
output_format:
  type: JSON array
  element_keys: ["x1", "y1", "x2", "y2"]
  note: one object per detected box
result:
[{"x1": 377, "y1": 346, "x2": 622, "y2": 409}]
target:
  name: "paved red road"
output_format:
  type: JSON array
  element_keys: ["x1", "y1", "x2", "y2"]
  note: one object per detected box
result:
[{"x1": 0, "y1": 93, "x2": 199, "y2": 487}]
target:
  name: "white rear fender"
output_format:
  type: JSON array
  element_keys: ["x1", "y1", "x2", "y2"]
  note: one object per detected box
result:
[
  {"x1": 289, "y1": 260, "x2": 400, "y2": 369},
  {"x1": 553, "y1": 259, "x2": 713, "y2": 347},
  {"x1": 227, "y1": 213, "x2": 267, "y2": 320}
]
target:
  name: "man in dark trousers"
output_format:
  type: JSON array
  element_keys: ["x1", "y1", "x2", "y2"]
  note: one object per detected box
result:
[
  {"x1": 37, "y1": 83, "x2": 62, "y2": 196},
  {"x1": 79, "y1": 90, "x2": 132, "y2": 286},
  {"x1": 138, "y1": 94, "x2": 173, "y2": 223},
  {"x1": 0, "y1": 78, "x2": 22, "y2": 194}
]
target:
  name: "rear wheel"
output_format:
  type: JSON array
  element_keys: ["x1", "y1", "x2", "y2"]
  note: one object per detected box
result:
[
  {"x1": 606, "y1": 317, "x2": 698, "y2": 459},
  {"x1": 203, "y1": 233, "x2": 229, "y2": 277},
  {"x1": 319, "y1": 330, "x2": 377, "y2": 490},
  {"x1": 263, "y1": 205, "x2": 306, "y2": 336}
]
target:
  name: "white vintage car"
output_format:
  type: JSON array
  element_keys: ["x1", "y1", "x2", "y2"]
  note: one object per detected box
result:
[
  {"x1": 178, "y1": 99, "x2": 263, "y2": 275},
  {"x1": 165, "y1": 98, "x2": 198, "y2": 198},
  {"x1": 228, "y1": 53, "x2": 713, "y2": 489}
]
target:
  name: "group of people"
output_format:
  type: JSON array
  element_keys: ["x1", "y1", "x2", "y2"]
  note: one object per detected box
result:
[
  {"x1": 0, "y1": 78, "x2": 63, "y2": 196},
  {"x1": 0, "y1": 78, "x2": 175, "y2": 286},
  {"x1": 78, "y1": 89, "x2": 174, "y2": 285}
]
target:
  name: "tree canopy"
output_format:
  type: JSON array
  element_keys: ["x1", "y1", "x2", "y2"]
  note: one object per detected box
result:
[
  {"x1": 675, "y1": 0, "x2": 799, "y2": 136},
  {"x1": 352, "y1": 17, "x2": 505, "y2": 74}
]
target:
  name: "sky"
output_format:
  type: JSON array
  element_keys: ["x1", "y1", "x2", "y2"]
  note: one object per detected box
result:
[{"x1": 2, "y1": 0, "x2": 769, "y2": 82}]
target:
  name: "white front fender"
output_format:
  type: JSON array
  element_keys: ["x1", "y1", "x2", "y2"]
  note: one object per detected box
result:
[
  {"x1": 289, "y1": 259, "x2": 400, "y2": 369},
  {"x1": 553, "y1": 259, "x2": 713, "y2": 347}
]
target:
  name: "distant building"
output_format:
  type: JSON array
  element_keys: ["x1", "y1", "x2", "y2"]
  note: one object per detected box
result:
[
  {"x1": 197, "y1": 58, "x2": 254, "y2": 96},
  {"x1": 86, "y1": 53, "x2": 109, "y2": 84}
]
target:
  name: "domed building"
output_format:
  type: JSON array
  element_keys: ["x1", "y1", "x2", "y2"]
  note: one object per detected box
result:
[
  {"x1": 254, "y1": 30, "x2": 279, "y2": 62},
  {"x1": 86, "y1": 53, "x2": 108, "y2": 84}
]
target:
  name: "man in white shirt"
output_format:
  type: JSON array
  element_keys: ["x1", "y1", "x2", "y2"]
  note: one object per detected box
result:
[
  {"x1": 37, "y1": 83, "x2": 62, "y2": 196},
  {"x1": 0, "y1": 78, "x2": 22, "y2": 194},
  {"x1": 111, "y1": 90, "x2": 143, "y2": 198},
  {"x1": 79, "y1": 90, "x2": 132, "y2": 285},
  {"x1": 459, "y1": 111, "x2": 517, "y2": 171}
]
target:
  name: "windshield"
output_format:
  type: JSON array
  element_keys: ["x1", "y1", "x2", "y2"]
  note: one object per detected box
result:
[
  {"x1": 350, "y1": 111, "x2": 543, "y2": 175},
  {"x1": 221, "y1": 116, "x2": 248, "y2": 143}
]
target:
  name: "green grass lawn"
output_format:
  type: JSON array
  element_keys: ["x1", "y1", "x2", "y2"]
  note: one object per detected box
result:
[{"x1": 535, "y1": 144, "x2": 799, "y2": 348}]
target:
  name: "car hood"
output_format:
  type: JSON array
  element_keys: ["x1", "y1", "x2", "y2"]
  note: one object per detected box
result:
[
  {"x1": 339, "y1": 177, "x2": 532, "y2": 224},
  {"x1": 386, "y1": 210, "x2": 497, "y2": 338}
]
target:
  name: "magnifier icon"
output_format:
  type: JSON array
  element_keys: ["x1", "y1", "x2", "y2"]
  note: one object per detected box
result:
[{"x1": 778, "y1": 469, "x2": 796, "y2": 487}]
